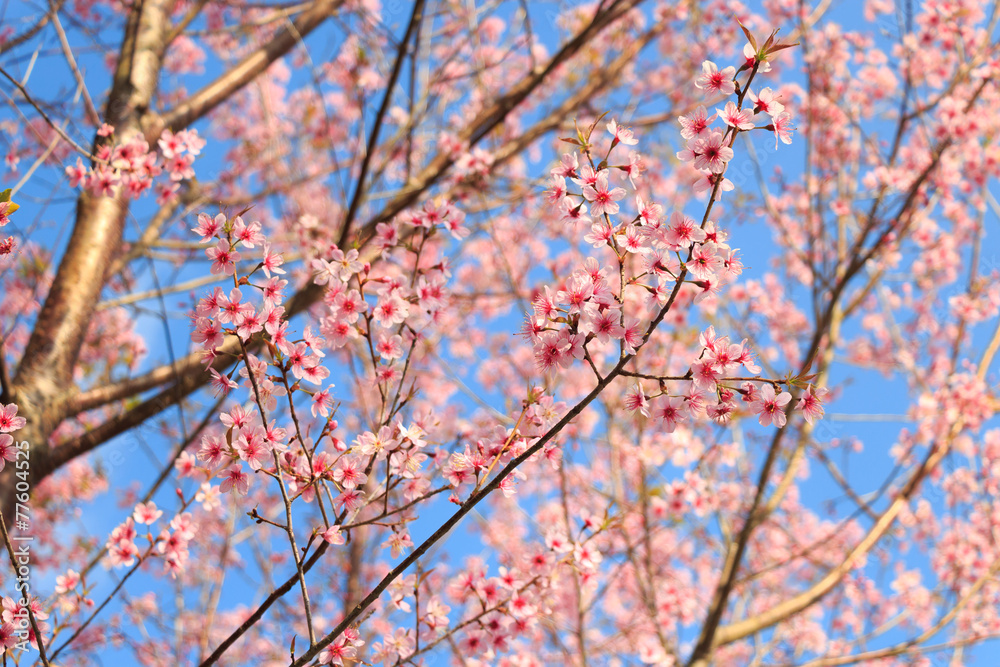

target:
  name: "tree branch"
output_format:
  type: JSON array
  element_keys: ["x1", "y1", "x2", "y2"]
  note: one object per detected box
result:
[{"x1": 155, "y1": 0, "x2": 347, "y2": 134}]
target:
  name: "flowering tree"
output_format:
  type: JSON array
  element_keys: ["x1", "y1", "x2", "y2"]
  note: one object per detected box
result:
[{"x1": 0, "y1": 0, "x2": 999, "y2": 664}]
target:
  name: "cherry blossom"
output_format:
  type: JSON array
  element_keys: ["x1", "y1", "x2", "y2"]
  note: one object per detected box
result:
[
  {"x1": 751, "y1": 384, "x2": 793, "y2": 427},
  {"x1": 1, "y1": 7, "x2": 995, "y2": 667},
  {"x1": 694, "y1": 60, "x2": 737, "y2": 96},
  {"x1": 582, "y1": 172, "x2": 627, "y2": 217}
]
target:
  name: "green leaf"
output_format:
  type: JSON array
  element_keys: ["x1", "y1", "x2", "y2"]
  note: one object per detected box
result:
[{"x1": 0, "y1": 188, "x2": 19, "y2": 214}]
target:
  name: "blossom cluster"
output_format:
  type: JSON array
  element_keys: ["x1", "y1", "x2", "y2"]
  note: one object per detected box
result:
[
  {"x1": 1, "y1": 597, "x2": 47, "y2": 651},
  {"x1": 529, "y1": 51, "x2": 823, "y2": 433},
  {"x1": 534, "y1": 115, "x2": 744, "y2": 366},
  {"x1": 65, "y1": 127, "x2": 205, "y2": 203},
  {"x1": 182, "y1": 204, "x2": 467, "y2": 568},
  {"x1": 442, "y1": 390, "x2": 566, "y2": 499},
  {"x1": 104, "y1": 502, "x2": 197, "y2": 578},
  {"x1": 316, "y1": 199, "x2": 460, "y2": 371}
]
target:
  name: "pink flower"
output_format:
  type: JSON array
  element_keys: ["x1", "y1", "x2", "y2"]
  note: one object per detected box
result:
[
  {"x1": 198, "y1": 435, "x2": 226, "y2": 468},
  {"x1": 321, "y1": 316, "x2": 359, "y2": 349},
  {"x1": 156, "y1": 182, "x2": 179, "y2": 204},
  {"x1": 332, "y1": 289, "x2": 367, "y2": 324},
  {"x1": 231, "y1": 216, "x2": 264, "y2": 248},
  {"x1": 303, "y1": 325, "x2": 326, "y2": 358},
  {"x1": 690, "y1": 358, "x2": 720, "y2": 391},
  {"x1": 220, "y1": 464, "x2": 251, "y2": 495},
  {"x1": 312, "y1": 387, "x2": 335, "y2": 418},
  {"x1": 333, "y1": 455, "x2": 368, "y2": 489},
  {"x1": 157, "y1": 129, "x2": 183, "y2": 157},
  {"x1": 693, "y1": 132, "x2": 733, "y2": 174},
  {"x1": 133, "y1": 501, "x2": 163, "y2": 525},
  {"x1": 624, "y1": 383, "x2": 650, "y2": 417},
  {"x1": 376, "y1": 333, "x2": 404, "y2": 361},
  {"x1": 622, "y1": 318, "x2": 644, "y2": 354},
  {"x1": 635, "y1": 196, "x2": 663, "y2": 227},
  {"x1": 220, "y1": 403, "x2": 254, "y2": 432},
  {"x1": 192, "y1": 317, "x2": 224, "y2": 349},
  {"x1": 547, "y1": 175, "x2": 567, "y2": 204},
  {"x1": 106, "y1": 519, "x2": 139, "y2": 567},
  {"x1": 157, "y1": 130, "x2": 184, "y2": 158},
  {"x1": 560, "y1": 196, "x2": 591, "y2": 227},
  {"x1": 216, "y1": 288, "x2": 249, "y2": 324},
  {"x1": 748, "y1": 87, "x2": 785, "y2": 117},
  {"x1": 771, "y1": 111, "x2": 794, "y2": 148},
  {"x1": 0, "y1": 622, "x2": 14, "y2": 649},
  {"x1": 261, "y1": 420, "x2": 287, "y2": 452},
  {"x1": 313, "y1": 258, "x2": 339, "y2": 285},
  {"x1": 579, "y1": 304, "x2": 625, "y2": 344},
  {"x1": 206, "y1": 240, "x2": 240, "y2": 275},
  {"x1": 235, "y1": 308, "x2": 264, "y2": 339},
  {"x1": 796, "y1": 386, "x2": 828, "y2": 424},
  {"x1": 708, "y1": 399, "x2": 736, "y2": 424},
  {"x1": 286, "y1": 342, "x2": 321, "y2": 380},
  {"x1": 581, "y1": 172, "x2": 626, "y2": 217},
  {"x1": 178, "y1": 128, "x2": 205, "y2": 155},
  {"x1": 321, "y1": 525, "x2": 346, "y2": 545},
  {"x1": 678, "y1": 105, "x2": 717, "y2": 140},
  {"x1": 652, "y1": 396, "x2": 688, "y2": 433},
  {"x1": 551, "y1": 151, "x2": 579, "y2": 178},
  {"x1": 584, "y1": 221, "x2": 613, "y2": 247},
  {"x1": 533, "y1": 331, "x2": 570, "y2": 372},
  {"x1": 54, "y1": 569, "x2": 80, "y2": 595},
  {"x1": 237, "y1": 429, "x2": 270, "y2": 471},
  {"x1": 751, "y1": 384, "x2": 792, "y2": 427},
  {"x1": 330, "y1": 247, "x2": 363, "y2": 281},
  {"x1": 209, "y1": 368, "x2": 238, "y2": 396},
  {"x1": 0, "y1": 404, "x2": 25, "y2": 432},
  {"x1": 607, "y1": 119, "x2": 638, "y2": 145},
  {"x1": 694, "y1": 61, "x2": 736, "y2": 96},
  {"x1": 622, "y1": 150, "x2": 643, "y2": 187},
  {"x1": 384, "y1": 531, "x2": 414, "y2": 558},
  {"x1": 743, "y1": 43, "x2": 772, "y2": 73},
  {"x1": 693, "y1": 171, "x2": 734, "y2": 199},
  {"x1": 717, "y1": 101, "x2": 755, "y2": 131},
  {"x1": 687, "y1": 242, "x2": 724, "y2": 280},
  {"x1": 615, "y1": 225, "x2": 644, "y2": 253},
  {"x1": 0, "y1": 435, "x2": 16, "y2": 472},
  {"x1": 737, "y1": 342, "x2": 761, "y2": 374},
  {"x1": 372, "y1": 294, "x2": 410, "y2": 329},
  {"x1": 261, "y1": 277, "x2": 286, "y2": 308},
  {"x1": 260, "y1": 242, "x2": 285, "y2": 278},
  {"x1": 65, "y1": 159, "x2": 87, "y2": 188},
  {"x1": 664, "y1": 212, "x2": 707, "y2": 249},
  {"x1": 167, "y1": 154, "x2": 195, "y2": 181}
]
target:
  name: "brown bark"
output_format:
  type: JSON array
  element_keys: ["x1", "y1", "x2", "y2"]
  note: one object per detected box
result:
[{"x1": 9, "y1": 0, "x2": 176, "y2": 489}]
